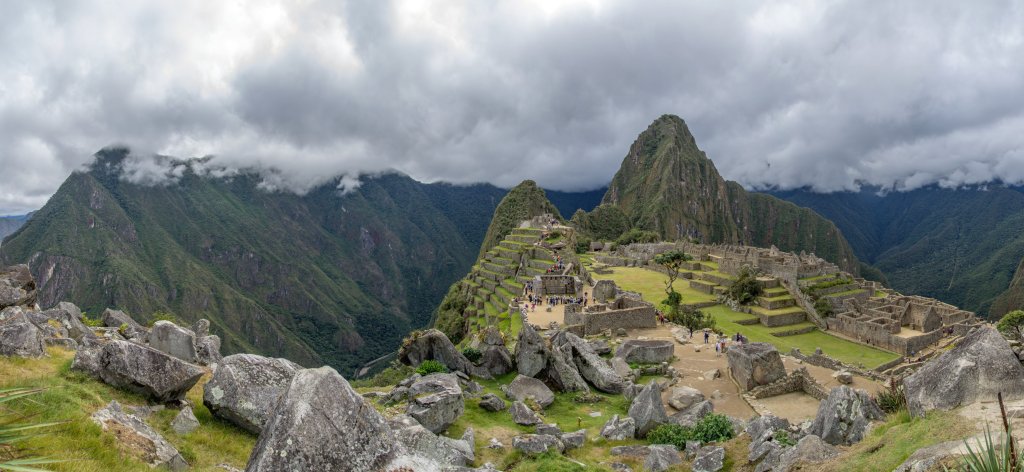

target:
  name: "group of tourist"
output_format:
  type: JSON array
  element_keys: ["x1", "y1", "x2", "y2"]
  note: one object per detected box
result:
[{"x1": 700, "y1": 328, "x2": 747, "y2": 356}]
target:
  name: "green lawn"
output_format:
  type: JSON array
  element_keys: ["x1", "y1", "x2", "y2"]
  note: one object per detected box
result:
[{"x1": 596, "y1": 267, "x2": 900, "y2": 369}]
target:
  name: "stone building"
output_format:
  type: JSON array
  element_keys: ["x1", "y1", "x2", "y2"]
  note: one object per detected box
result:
[
  {"x1": 564, "y1": 295, "x2": 657, "y2": 336},
  {"x1": 534, "y1": 275, "x2": 581, "y2": 296},
  {"x1": 827, "y1": 295, "x2": 978, "y2": 356}
]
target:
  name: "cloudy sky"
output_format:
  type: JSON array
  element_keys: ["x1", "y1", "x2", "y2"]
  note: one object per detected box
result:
[{"x1": 2, "y1": 0, "x2": 1023, "y2": 214}]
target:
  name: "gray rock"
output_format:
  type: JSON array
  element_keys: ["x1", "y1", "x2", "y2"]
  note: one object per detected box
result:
[
  {"x1": 515, "y1": 323, "x2": 549, "y2": 377},
  {"x1": 191, "y1": 319, "x2": 210, "y2": 338},
  {"x1": 390, "y1": 415, "x2": 474, "y2": 467},
  {"x1": 610, "y1": 445, "x2": 650, "y2": 457},
  {"x1": 600, "y1": 414, "x2": 636, "y2": 441},
  {"x1": 245, "y1": 367, "x2": 401, "y2": 472},
  {"x1": 627, "y1": 382, "x2": 668, "y2": 438},
  {"x1": 505, "y1": 374, "x2": 555, "y2": 409},
  {"x1": 83, "y1": 340, "x2": 203, "y2": 402},
  {"x1": 0, "y1": 265, "x2": 35, "y2": 309},
  {"x1": 171, "y1": 406, "x2": 200, "y2": 435},
  {"x1": 545, "y1": 343, "x2": 591, "y2": 392},
  {"x1": 810, "y1": 385, "x2": 884, "y2": 446},
  {"x1": 610, "y1": 357, "x2": 632, "y2": 378},
  {"x1": 148, "y1": 320, "x2": 198, "y2": 363},
  {"x1": 479, "y1": 343, "x2": 514, "y2": 377},
  {"x1": 398, "y1": 329, "x2": 482, "y2": 378},
  {"x1": 0, "y1": 307, "x2": 46, "y2": 357},
  {"x1": 71, "y1": 343, "x2": 103, "y2": 377},
  {"x1": 196, "y1": 335, "x2": 222, "y2": 365},
  {"x1": 646, "y1": 444, "x2": 683, "y2": 472},
  {"x1": 774, "y1": 434, "x2": 839, "y2": 471},
  {"x1": 668, "y1": 386, "x2": 705, "y2": 411},
  {"x1": 616, "y1": 339, "x2": 674, "y2": 364},
  {"x1": 40, "y1": 302, "x2": 96, "y2": 343},
  {"x1": 562, "y1": 429, "x2": 586, "y2": 450},
  {"x1": 593, "y1": 279, "x2": 617, "y2": 303},
  {"x1": 727, "y1": 342, "x2": 786, "y2": 391},
  {"x1": 127, "y1": 404, "x2": 165, "y2": 418},
  {"x1": 704, "y1": 368, "x2": 721, "y2": 380},
  {"x1": 588, "y1": 339, "x2": 612, "y2": 355},
  {"x1": 406, "y1": 373, "x2": 464, "y2": 433},
  {"x1": 381, "y1": 385, "x2": 410, "y2": 405},
  {"x1": 91, "y1": 401, "x2": 188, "y2": 471},
  {"x1": 893, "y1": 439, "x2": 965, "y2": 472},
  {"x1": 510, "y1": 401, "x2": 543, "y2": 426},
  {"x1": 746, "y1": 415, "x2": 791, "y2": 455},
  {"x1": 536, "y1": 423, "x2": 562, "y2": 436},
  {"x1": 551, "y1": 331, "x2": 626, "y2": 393},
  {"x1": 101, "y1": 308, "x2": 146, "y2": 339},
  {"x1": 203, "y1": 353, "x2": 301, "y2": 433},
  {"x1": 692, "y1": 446, "x2": 725, "y2": 472},
  {"x1": 512, "y1": 434, "x2": 564, "y2": 456},
  {"x1": 749, "y1": 439, "x2": 782, "y2": 467},
  {"x1": 904, "y1": 326, "x2": 1024, "y2": 417},
  {"x1": 685, "y1": 440, "x2": 703, "y2": 460},
  {"x1": 616, "y1": 328, "x2": 627, "y2": 337},
  {"x1": 833, "y1": 370, "x2": 854, "y2": 385},
  {"x1": 670, "y1": 400, "x2": 714, "y2": 428},
  {"x1": 479, "y1": 393, "x2": 506, "y2": 412}
]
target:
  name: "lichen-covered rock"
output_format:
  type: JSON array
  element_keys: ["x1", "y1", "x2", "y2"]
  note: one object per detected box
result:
[
  {"x1": 36, "y1": 302, "x2": 96, "y2": 343},
  {"x1": 0, "y1": 306, "x2": 46, "y2": 357},
  {"x1": 692, "y1": 446, "x2": 724, "y2": 472},
  {"x1": 536, "y1": 423, "x2": 562, "y2": 436},
  {"x1": 82, "y1": 340, "x2": 203, "y2": 402},
  {"x1": 479, "y1": 393, "x2": 506, "y2": 412},
  {"x1": 171, "y1": 407, "x2": 200, "y2": 435},
  {"x1": 203, "y1": 353, "x2": 301, "y2": 433},
  {"x1": 546, "y1": 344, "x2": 590, "y2": 392},
  {"x1": 91, "y1": 400, "x2": 188, "y2": 471},
  {"x1": 616, "y1": 339, "x2": 674, "y2": 364},
  {"x1": 774, "y1": 434, "x2": 839, "y2": 471},
  {"x1": 627, "y1": 382, "x2": 668, "y2": 438},
  {"x1": 191, "y1": 319, "x2": 210, "y2": 337},
  {"x1": 101, "y1": 308, "x2": 146, "y2": 340},
  {"x1": 646, "y1": 444, "x2": 684, "y2": 472},
  {"x1": 551, "y1": 331, "x2": 625, "y2": 393},
  {"x1": 727, "y1": 342, "x2": 786, "y2": 391},
  {"x1": 600, "y1": 414, "x2": 636, "y2": 441},
  {"x1": 399, "y1": 329, "x2": 481, "y2": 377},
  {"x1": 893, "y1": 440, "x2": 965, "y2": 472},
  {"x1": 510, "y1": 400, "x2": 544, "y2": 426},
  {"x1": 406, "y1": 373, "x2": 464, "y2": 433},
  {"x1": 148, "y1": 321, "x2": 198, "y2": 363},
  {"x1": 668, "y1": 386, "x2": 705, "y2": 411},
  {"x1": 0, "y1": 264, "x2": 35, "y2": 309},
  {"x1": 610, "y1": 357, "x2": 632, "y2": 378},
  {"x1": 505, "y1": 374, "x2": 555, "y2": 409},
  {"x1": 389, "y1": 415, "x2": 474, "y2": 467},
  {"x1": 670, "y1": 400, "x2": 713, "y2": 428},
  {"x1": 904, "y1": 327, "x2": 1024, "y2": 417},
  {"x1": 512, "y1": 434, "x2": 564, "y2": 456},
  {"x1": 515, "y1": 323, "x2": 549, "y2": 377},
  {"x1": 196, "y1": 334, "x2": 222, "y2": 365},
  {"x1": 810, "y1": 385, "x2": 884, "y2": 446},
  {"x1": 562, "y1": 429, "x2": 586, "y2": 450}
]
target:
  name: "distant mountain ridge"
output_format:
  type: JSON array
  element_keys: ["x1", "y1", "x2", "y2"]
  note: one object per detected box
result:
[{"x1": 0, "y1": 212, "x2": 32, "y2": 243}]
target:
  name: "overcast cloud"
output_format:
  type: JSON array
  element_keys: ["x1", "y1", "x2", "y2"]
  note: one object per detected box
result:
[{"x1": 1, "y1": 0, "x2": 1023, "y2": 214}]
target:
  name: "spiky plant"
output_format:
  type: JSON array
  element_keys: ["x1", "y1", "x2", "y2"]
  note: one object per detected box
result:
[
  {"x1": 952, "y1": 426, "x2": 1019, "y2": 472},
  {"x1": 0, "y1": 387, "x2": 63, "y2": 472}
]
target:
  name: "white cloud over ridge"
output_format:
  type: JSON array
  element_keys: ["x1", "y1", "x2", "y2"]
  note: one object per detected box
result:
[{"x1": 1, "y1": 0, "x2": 1023, "y2": 214}]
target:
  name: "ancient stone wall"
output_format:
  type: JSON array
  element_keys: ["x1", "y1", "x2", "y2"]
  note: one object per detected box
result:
[
  {"x1": 535, "y1": 275, "x2": 580, "y2": 296},
  {"x1": 747, "y1": 367, "x2": 828, "y2": 400},
  {"x1": 581, "y1": 306, "x2": 656, "y2": 335}
]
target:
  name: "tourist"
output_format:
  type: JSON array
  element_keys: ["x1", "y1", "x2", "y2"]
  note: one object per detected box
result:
[{"x1": 703, "y1": 329, "x2": 710, "y2": 344}]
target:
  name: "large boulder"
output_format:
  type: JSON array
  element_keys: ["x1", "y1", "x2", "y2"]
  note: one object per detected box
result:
[
  {"x1": 0, "y1": 264, "x2": 35, "y2": 309},
  {"x1": 390, "y1": 415, "x2": 474, "y2": 467},
  {"x1": 102, "y1": 308, "x2": 146, "y2": 340},
  {"x1": 670, "y1": 400, "x2": 714, "y2": 428},
  {"x1": 628, "y1": 382, "x2": 668, "y2": 438},
  {"x1": 515, "y1": 323, "x2": 549, "y2": 377},
  {"x1": 196, "y1": 334, "x2": 222, "y2": 365},
  {"x1": 81, "y1": 340, "x2": 203, "y2": 402},
  {"x1": 615, "y1": 339, "x2": 674, "y2": 364},
  {"x1": 593, "y1": 279, "x2": 617, "y2": 303},
  {"x1": 727, "y1": 342, "x2": 786, "y2": 392},
  {"x1": 406, "y1": 373, "x2": 464, "y2": 433},
  {"x1": 91, "y1": 400, "x2": 188, "y2": 471},
  {"x1": 510, "y1": 400, "x2": 544, "y2": 426},
  {"x1": 692, "y1": 446, "x2": 725, "y2": 472},
  {"x1": 904, "y1": 326, "x2": 1024, "y2": 417},
  {"x1": 600, "y1": 414, "x2": 637, "y2": 441},
  {"x1": 477, "y1": 326, "x2": 514, "y2": 377},
  {"x1": 148, "y1": 321, "x2": 198, "y2": 363},
  {"x1": 551, "y1": 331, "x2": 626, "y2": 393},
  {"x1": 505, "y1": 375, "x2": 555, "y2": 409},
  {"x1": 479, "y1": 393, "x2": 507, "y2": 411},
  {"x1": 0, "y1": 307, "x2": 46, "y2": 357},
  {"x1": 646, "y1": 444, "x2": 683, "y2": 472},
  {"x1": 668, "y1": 386, "x2": 705, "y2": 411},
  {"x1": 809, "y1": 385, "x2": 884, "y2": 446},
  {"x1": 399, "y1": 329, "x2": 481, "y2": 377},
  {"x1": 774, "y1": 434, "x2": 840, "y2": 471},
  {"x1": 203, "y1": 354, "x2": 301, "y2": 433},
  {"x1": 546, "y1": 344, "x2": 590, "y2": 392},
  {"x1": 512, "y1": 434, "x2": 564, "y2": 456}
]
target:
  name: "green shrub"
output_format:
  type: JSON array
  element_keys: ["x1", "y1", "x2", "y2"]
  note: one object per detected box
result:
[
  {"x1": 690, "y1": 413, "x2": 734, "y2": 443},
  {"x1": 350, "y1": 361, "x2": 415, "y2": 388},
  {"x1": 774, "y1": 430, "x2": 796, "y2": 447},
  {"x1": 615, "y1": 228, "x2": 660, "y2": 246},
  {"x1": 996, "y1": 310, "x2": 1024, "y2": 340},
  {"x1": 727, "y1": 267, "x2": 763, "y2": 304},
  {"x1": 875, "y1": 379, "x2": 907, "y2": 414},
  {"x1": 415, "y1": 360, "x2": 448, "y2": 376},
  {"x1": 814, "y1": 298, "x2": 835, "y2": 318},
  {"x1": 647, "y1": 423, "x2": 693, "y2": 450},
  {"x1": 461, "y1": 347, "x2": 482, "y2": 363},
  {"x1": 81, "y1": 314, "x2": 103, "y2": 327},
  {"x1": 118, "y1": 323, "x2": 128, "y2": 337},
  {"x1": 575, "y1": 236, "x2": 592, "y2": 254}
]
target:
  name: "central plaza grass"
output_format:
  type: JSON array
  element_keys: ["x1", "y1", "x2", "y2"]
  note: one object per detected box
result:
[{"x1": 592, "y1": 266, "x2": 900, "y2": 369}]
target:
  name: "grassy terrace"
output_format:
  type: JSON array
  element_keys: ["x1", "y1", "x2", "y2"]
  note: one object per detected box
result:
[{"x1": 593, "y1": 266, "x2": 900, "y2": 369}]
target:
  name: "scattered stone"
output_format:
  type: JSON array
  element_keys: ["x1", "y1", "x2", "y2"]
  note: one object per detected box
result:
[
  {"x1": 406, "y1": 373, "x2": 464, "y2": 434},
  {"x1": 505, "y1": 374, "x2": 555, "y2": 409},
  {"x1": 904, "y1": 326, "x2": 1024, "y2": 417},
  {"x1": 710, "y1": 390, "x2": 722, "y2": 400},
  {"x1": 671, "y1": 327, "x2": 690, "y2": 345},
  {"x1": 127, "y1": 404, "x2": 165, "y2": 418},
  {"x1": 171, "y1": 407, "x2": 200, "y2": 435},
  {"x1": 0, "y1": 265, "x2": 35, "y2": 309},
  {"x1": 203, "y1": 353, "x2": 301, "y2": 433},
  {"x1": 536, "y1": 423, "x2": 562, "y2": 436},
  {"x1": 893, "y1": 439, "x2": 965, "y2": 472},
  {"x1": 101, "y1": 308, "x2": 146, "y2": 340},
  {"x1": 399, "y1": 329, "x2": 482, "y2": 378},
  {"x1": 148, "y1": 320, "x2": 198, "y2": 363},
  {"x1": 692, "y1": 446, "x2": 725, "y2": 472},
  {"x1": 616, "y1": 328, "x2": 627, "y2": 337},
  {"x1": 488, "y1": 438, "x2": 504, "y2": 449},
  {"x1": 381, "y1": 385, "x2": 410, "y2": 405},
  {"x1": 833, "y1": 370, "x2": 854, "y2": 385},
  {"x1": 685, "y1": 440, "x2": 702, "y2": 460},
  {"x1": 562, "y1": 429, "x2": 586, "y2": 450},
  {"x1": 510, "y1": 401, "x2": 543, "y2": 426},
  {"x1": 727, "y1": 342, "x2": 786, "y2": 391},
  {"x1": 610, "y1": 357, "x2": 632, "y2": 378},
  {"x1": 479, "y1": 393, "x2": 506, "y2": 412},
  {"x1": 693, "y1": 344, "x2": 702, "y2": 352},
  {"x1": 196, "y1": 335, "x2": 222, "y2": 365},
  {"x1": 40, "y1": 302, "x2": 96, "y2": 343},
  {"x1": 600, "y1": 414, "x2": 637, "y2": 440},
  {"x1": 0, "y1": 307, "x2": 46, "y2": 357},
  {"x1": 91, "y1": 400, "x2": 188, "y2": 471},
  {"x1": 774, "y1": 434, "x2": 840, "y2": 471},
  {"x1": 627, "y1": 382, "x2": 668, "y2": 438},
  {"x1": 746, "y1": 415, "x2": 791, "y2": 445},
  {"x1": 671, "y1": 400, "x2": 714, "y2": 427},
  {"x1": 668, "y1": 386, "x2": 705, "y2": 411},
  {"x1": 545, "y1": 344, "x2": 591, "y2": 392},
  {"x1": 809, "y1": 385, "x2": 884, "y2": 446},
  {"x1": 512, "y1": 434, "x2": 564, "y2": 456},
  {"x1": 82, "y1": 340, "x2": 203, "y2": 402},
  {"x1": 390, "y1": 415, "x2": 474, "y2": 467},
  {"x1": 589, "y1": 339, "x2": 612, "y2": 356},
  {"x1": 610, "y1": 445, "x2": 650, "y2": 457},
  {"x1": 615, "y1": 339, "x2": 674, "y2": 364},
  {"x1": 704, "y1": 368, "x2": 721, "y2": 380},
  {"x1": 645, "y1": 444, "x2": 683, "y2": 472}
]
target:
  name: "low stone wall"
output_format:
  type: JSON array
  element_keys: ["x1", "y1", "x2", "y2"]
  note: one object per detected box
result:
[
  {"x1": 759, "y1": 311, "x2": 806, "y2": 327},
  {"x1": 758, "y1": 297, "x2": 796, "y2": 310},
  {"x1": 771, "y1": 326, "x2": 817, "y2": 337},
  {"x1": 581, "y1": 306, "x2": 657, "y2": 335},
  {"x1": 682, "y1": 301, "x2": 720, "y2": 311},
  {"x1": 789, "y1": 348, "x2": 890, "y2": 381},
  {"x1": 747, "y1": 367, "x2": 827, "y2": 401},
  {"x1": 689, "y1": 280, "x2": 716, "y2": 294}
]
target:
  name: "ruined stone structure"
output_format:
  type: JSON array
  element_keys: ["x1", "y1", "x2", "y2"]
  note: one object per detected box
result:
[
  {"x1": 827, "y1": 295, "x2": 979, "y2": 356},
  {"x1": 535, "y1": 275, "x2": 581, "y2": 296},
  {"x1": 564, "y1": 296, "x2": 656, "y2": 336},
  {"x1": 747, "y1": 367, "x2": 828, "y2": 401}
]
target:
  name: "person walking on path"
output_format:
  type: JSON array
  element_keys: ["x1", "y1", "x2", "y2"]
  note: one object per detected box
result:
[{"x1": 703, "y1": 329, "x2": 710, "y2": 344}]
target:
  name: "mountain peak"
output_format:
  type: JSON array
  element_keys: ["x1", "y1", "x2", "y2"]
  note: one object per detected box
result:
[{"x1": 477, "y1": 180, "x2": 561, "y2": 257}]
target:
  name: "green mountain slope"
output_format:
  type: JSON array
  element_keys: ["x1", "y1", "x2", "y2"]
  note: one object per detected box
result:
[
  {"x1": 477, "y1": 180, "x2": 562, "y2": 258},
  {"x1": 595, "y1": 115, "x2": 858, "y2": 271},
  {"x1": 773, "y1": 186, "x2": 1024, "y2": 316},
  {"x1": 0, "y1": 149, "x2": 508, "y2": 374},
  {"x1": 0, "y1": 213, "x2": 31, "y2": 242}
]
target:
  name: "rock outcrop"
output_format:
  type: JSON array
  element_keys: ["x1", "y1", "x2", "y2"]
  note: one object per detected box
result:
[
  {"x1": 692, "y1": 445, "x2": 724, "y2": 472},
  {"x1": 171, "y1": 407, "x2": 200, "y2": 435},
  {"x1": 774, "y1": 434, "x2": 840, "y2": 471},
  {"x1": 515, "y1": 323, "x2": 549, "y2": 377},
  {"x1": 810, "y1": 386, "x2": 884, "y2": 446},
  {"x1": 615, "y1": 339, "x2": 674, "y2": 364},
  {"x1": 406, "y1": 373, "x2": 464, "y2": 433},
  {"x1": 904, "y1": 327, "x2": 1024, "y2": 417},
  {"x1": 510, "y1": 400, "x2": 544, "y2": 426},
  {"x1": 478, "y1": 326, "x2": 514, "y2": 377},
  {"x1": 504, "y1": 375, "x2": 555, "y2": 409},
  {"x1": 727, "y1": 342, "x2": 786, "y2": 392},
  {"x1": 479, "y1": 393, "x2": 507, "y2": 412},
  {"x1": 399, "y1": 329, "x2": 481, "y2": 378},
  {"x1": 101, "y1": 308, "x2": 146, "y2": 340},
  {"x1": 0, "y1": 306, "x2": 46, "y2": 357},
  {"x1": 512, "y1": 434, "x2": 564, "y2": 456},
  {"x1": 76, "y1": 340, "x2": 203, "y2": 402},
  {"x1": 389, "y1": 415, "x2": 475, "y2": 467},
  {"x1": 600, "y1": 414, "x2": 637, "y2": 441},
  {"x1": 203, "y1": 354, "x2": 302, "y2": 433},
  {"x1": 551, "y1": 331, "x2": 626, "y2": 394},
  {"x1": 628, "y1": 382, "x2": 668, "y2": 438},
  {"x1": 0, "y1": 264, "x2": 35, "y2": 309},
  {"x1": 148, "y1": 320, "x2": 199, "y2": 363},
  {"x1": 646, "y1": 444, "x2": 683, "y2": 472},
  {"x1": 668, "y1": 386, "x2": 705, "y2": 411},
  {"x1": 91, "y1": 400, "x2": 188, "y2": 471}
]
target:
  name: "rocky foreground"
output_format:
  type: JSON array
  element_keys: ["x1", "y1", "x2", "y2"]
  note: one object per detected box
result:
[{"x1": 4, "y1": 264, "x2": 1024, "y2": 471}]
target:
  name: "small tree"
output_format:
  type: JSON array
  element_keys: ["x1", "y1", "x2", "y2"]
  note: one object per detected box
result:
[
  {"x1": 727, "y1": 267, "x2": 762, "y2": 305},
  {"x1": 654, "y1": 250, "x2": 693, "y2": 321},
  {"x1": 997, "y1": 310, "x2": 1024, "y2": 341},
  {"x1": 674, "y1": 305, "x2": 716, "y2": 334}
]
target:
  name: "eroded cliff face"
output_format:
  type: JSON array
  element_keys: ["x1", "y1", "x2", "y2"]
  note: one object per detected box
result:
[
  {"x1": 601, "y1": 115, "x2": 858, "y2": 271},
  {"x1": 0, "y1": 148, "x2": 505, "y2": 374},
  {"x1": 993, "y1": 258, "x2": 1024, "y2": 318}
]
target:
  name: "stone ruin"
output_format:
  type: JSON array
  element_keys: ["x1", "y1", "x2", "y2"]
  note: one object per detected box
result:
[
  {"x1": 562, "y1": 280, "x2": 656, "y2": 336},
  {"x1": 534, "y1": 274, "x2": 581, "y2": 296},
  {"x1": 828, "y1": 295, "x2": 980, "y2": 356}
]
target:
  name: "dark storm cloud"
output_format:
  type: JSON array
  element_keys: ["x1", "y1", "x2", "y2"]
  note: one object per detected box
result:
[{"x1": 1, "y1": 0, "x2": 1022, "y2": 214}]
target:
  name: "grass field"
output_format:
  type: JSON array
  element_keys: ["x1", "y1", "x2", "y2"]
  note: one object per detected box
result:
[{"x1": 593, "y1": 266, "x2": 900, "y2": 369}]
